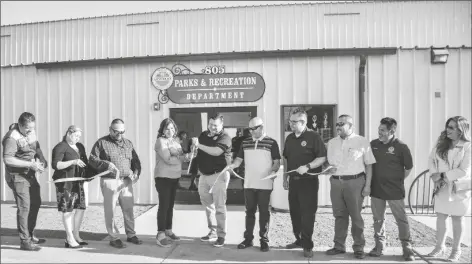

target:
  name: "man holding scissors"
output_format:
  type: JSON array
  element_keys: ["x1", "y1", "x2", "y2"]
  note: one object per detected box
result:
[
  {"x1": 283, "y1": 108, "x2": 327, "y2": 258},
  {"x1": 227, "y1": 117, "x2": 281, "y2": 252},
  {"x1": 191, "y1": 113, "x2": 232, "y2": 247}
]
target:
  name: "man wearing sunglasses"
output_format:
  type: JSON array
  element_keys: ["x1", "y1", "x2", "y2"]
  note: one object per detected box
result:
[
  {"x1": 227, "y1": 117, "x2": 281, "y2": 252},
  {"x1": 283, "y1": 108, "x2": 327, "y2": 258},
  {"x1": 88, "y1": 118, "x2": 142, "y2": 249},
  {"x1": 325, "y1": 114, "x2": 376, "y2": 259},
  {"x1": 2, "y1": 112, "x2": 48, "y2": 251}
]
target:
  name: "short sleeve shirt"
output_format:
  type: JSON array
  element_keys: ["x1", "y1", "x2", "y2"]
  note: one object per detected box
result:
[
  {"x1": 237, "y1": 135, "x2": 281, "y2": 189},
  {"x1": 370, "y1": 137, "x2": 413, "y2": 200},
  {"x1": 283, "y1": 129, "x2": 327, "y2": 176},
  {"x1": 327, "y1": 133, "x2": 376, "y2": 175},
  {"x1": 196, "y1": 129, "x2": 232, "y2": 175}
]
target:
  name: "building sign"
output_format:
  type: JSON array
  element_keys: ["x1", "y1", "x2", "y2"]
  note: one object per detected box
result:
[{"x1": 166, "y1": 72, "x2": 265, "y2": 104}]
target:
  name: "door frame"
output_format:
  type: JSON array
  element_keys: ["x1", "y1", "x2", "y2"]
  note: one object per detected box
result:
[{"x1": 170, "y1": 106, "x2": 258, "y2": 128}]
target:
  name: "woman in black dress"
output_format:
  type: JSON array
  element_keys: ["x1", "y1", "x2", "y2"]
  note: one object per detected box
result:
[{"x1": 52, "y1": 125, "x2": 93, "y2": 248}]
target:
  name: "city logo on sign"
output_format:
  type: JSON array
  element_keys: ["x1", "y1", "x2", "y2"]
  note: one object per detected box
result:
[{"x1": 151, "y1": 67, "x2": 174, "y2": 90}]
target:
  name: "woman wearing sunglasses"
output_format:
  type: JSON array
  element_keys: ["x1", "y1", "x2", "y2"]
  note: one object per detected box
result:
[{"x1": 427, "y1": 116, "x2": 471, "y2": 262}]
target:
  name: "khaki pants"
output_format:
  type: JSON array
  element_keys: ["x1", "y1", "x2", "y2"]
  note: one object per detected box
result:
[
  {"x1": 100, "y1": 177, "x2": 136, "y2": 241},
  {"x1": 330, "y1": 176, "x2": 366, "y2": 252},
  {"x1": 371, "y1": 197, "x2": 412, "y2": 250},
  {"x1": 198, "y1": 171, "x2": 230, "y2": 238}
]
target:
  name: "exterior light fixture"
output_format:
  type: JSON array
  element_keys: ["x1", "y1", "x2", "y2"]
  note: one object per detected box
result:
[
  {"x1": 153, "y1": 103, "x2": 160, "y2": 111},
  {"x1": 431, "y1": 48, "x2": 449, "y2": 64}
]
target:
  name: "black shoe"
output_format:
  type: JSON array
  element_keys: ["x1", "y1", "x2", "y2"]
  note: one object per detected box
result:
[
  {"x1": 368, "y1": 247, "x2": 383, "y2": 257},
  {"x1": 78, "y1": 241, "x2": 89, "y2": 246},
  {"x1": 126, "y1": 236, "x2": 143, "y2": 245},
  {"x1": 237, "y1": 239, "x2": 253, "y2": 249},
  {"x1": 213, "y1": 237, "x2": 225, "y2": 247},
  {"x1": 109, "y1": 239, "x2": 126, "y2": 248},
  {"x1": 304, "y1": 249, "x2": 313, "y2": 258},
  {"x1": 31, "y1": 236, "x2": 46, "y2": 244},
  {"x1": 200, "y1": 233, "x2": 217, "y2": 242},
  {"x1": 285, "y1": 241, "x2": 302, "y2": 249},
  {"x1": 65, "y1": 240, "x2": 82, "y2": 249},
  {"x1": 260, "y1": 241, "x2": 269, "y2": 252},
  {"x1": 354, "y1": 251, "x2": 366, "y2": 259},
  {"x1": 326, "y1": 247, "x2": 346, "y2": 255},
  {"x1": 20, "y1": 241, "x2": 41, "y2": 251}
]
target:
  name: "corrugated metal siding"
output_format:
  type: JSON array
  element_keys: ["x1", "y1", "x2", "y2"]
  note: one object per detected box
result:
[
  {"x1": 366, "y1": 49, "x2": 472, "y2": 206},
  {"x1": 1, "y1": 49, "x2": 470, "y2": 205},
  {"x1": 1, "y1": 1, "x2": 470, "y2": 67},
  {"x1": 0, "y1": 55, "x2": 359, "y2": 205}
]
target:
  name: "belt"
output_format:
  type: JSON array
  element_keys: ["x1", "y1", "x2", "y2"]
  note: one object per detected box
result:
[
  {"x1": 291, "y1": 175, "x2": 319, "y2": 180},
  {"x1": 201, "y1": 169, "x2": 225, "y2": 176},
  {"x1": 331, "y1": 172, "x2": 365, "y2": 180}
]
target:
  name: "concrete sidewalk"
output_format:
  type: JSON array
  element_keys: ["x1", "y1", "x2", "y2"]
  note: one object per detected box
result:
[{"x1": 0, "y1": 204, "x2": 467, "y2": 263}]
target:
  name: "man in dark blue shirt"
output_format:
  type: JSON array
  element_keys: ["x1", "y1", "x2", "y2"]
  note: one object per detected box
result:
[{"x1": 369, "y1": 117, "x2": 415, "y2": 261}]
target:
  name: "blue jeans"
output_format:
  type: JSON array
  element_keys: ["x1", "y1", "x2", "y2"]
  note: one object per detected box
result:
[{"x1": 6, "y1": 172, "x2": 42, "y2": 242}]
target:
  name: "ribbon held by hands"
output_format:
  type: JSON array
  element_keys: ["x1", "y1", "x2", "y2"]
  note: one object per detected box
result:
[
  {"x1": 187, "y1": 145, "x2": 197, "y2": 175},
  {"x1": 50, "y1": 170, "x2": 111, "y2": 183}
]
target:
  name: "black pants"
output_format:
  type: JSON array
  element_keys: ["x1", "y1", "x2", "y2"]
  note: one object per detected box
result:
[
  {"x1": 288, "y1": 177, "x2": 319, "y2": 250},
  {"x1": 6, "y1": 173, "x2": 42, "y2": 242},
  {"x1": 244, "y1": 188, "x2": 272, "y2": 243},
  {"x1": 155, "y1": 177, "x2": 179, "y2": 232}
]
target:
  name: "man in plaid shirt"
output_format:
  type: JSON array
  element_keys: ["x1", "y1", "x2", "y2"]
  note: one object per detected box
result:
[{"x1": 89, "y1": 118, "x2": 142, "y2": 248}]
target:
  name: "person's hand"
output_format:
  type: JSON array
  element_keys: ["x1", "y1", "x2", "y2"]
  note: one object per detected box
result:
[
  {"x1": 169, "y1": 147, "x2": 180, "y2": 157},
  {"x1": 129, "y1": 173, "x2": 139, "y2": 183},
  {"x1": 324, "y1": 166, "x2": 337, "y2": 175},
  {"x1": 191, "y1": 137, "x2": 199, "y2": 147},
  {"x1": 296, "y1": 165, "x2": 309, "y2": 175},
  {"x1": 431, "y1": 172, "x2": 442, "y2": 182},
  {"x1": 107, "y1": 163, "x2": 118, "y2": 176},
  {"x1": 283, "y1": 177, "x2": 289, "y2": 190},
  {"x1": 75, "y1": 159, "x2": 86, "y2": 168},
  {"x1": 29, "y1": 161, "x2": 44, "y2": 172},
  {"x1": 362, "y1": 185, "x2": 371, "y2": 197}
]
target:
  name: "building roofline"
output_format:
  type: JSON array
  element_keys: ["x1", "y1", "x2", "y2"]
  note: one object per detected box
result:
[{"x1": 1, "y1": 1, "x2": 379, "y2": 27}]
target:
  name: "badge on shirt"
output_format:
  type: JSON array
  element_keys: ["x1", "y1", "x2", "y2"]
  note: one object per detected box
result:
[
  {"x1": 301, "y1": 141, "x2": 307, "y2": 147},
  {"x1": 387, "y1": 146, "x2": 395, "y2": 154}
]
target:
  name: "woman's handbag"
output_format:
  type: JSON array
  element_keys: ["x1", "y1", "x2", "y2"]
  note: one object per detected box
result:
[{"x1": 452, "y1": 178, "x2": 472, "y2": 194}]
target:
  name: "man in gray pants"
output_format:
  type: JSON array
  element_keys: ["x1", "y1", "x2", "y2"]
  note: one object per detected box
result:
[
  {"x1": 325, "y1": 114, "x2": 376, "y2": 259},
  {"x1": 369, "y1": 117, "x2": 415, "y2": 261}
]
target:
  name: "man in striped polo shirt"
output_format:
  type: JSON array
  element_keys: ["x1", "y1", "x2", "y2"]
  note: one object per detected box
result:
[{"x1": 227, "y1": 117, "x2": 281, "y2": 252}]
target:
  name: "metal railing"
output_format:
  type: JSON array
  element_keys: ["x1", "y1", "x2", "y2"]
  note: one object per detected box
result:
[{"x1": 408, "y1": 169, "x2": 436, "y2": 215}]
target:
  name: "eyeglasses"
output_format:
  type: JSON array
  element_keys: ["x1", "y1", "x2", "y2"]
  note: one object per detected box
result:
[
  {"x1": 248, "y1": 125, "x2": 262, "y2": 131},
  {"x1": 336, "y1": 122, "x2": 350, "y2": 127},
  {"x1": 111, "y1": 128, "x2": 125, "y2": 134},
  {"x1": 289, "y1": 120, "x2": 303, "y2": 125}
]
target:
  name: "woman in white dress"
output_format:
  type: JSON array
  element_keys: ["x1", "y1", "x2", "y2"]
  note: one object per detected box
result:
[{"x1": 427, "y1": 116, "x2": 471, "y2": 262}]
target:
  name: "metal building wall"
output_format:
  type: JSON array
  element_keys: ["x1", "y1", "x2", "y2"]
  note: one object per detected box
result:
[
  {"x1": 1, "y1": 1, "x2": 470, "y2": 67},
  {"x1": 366, "y1": 48, "x2": 472, "y2": 206},
  {"x1": 0, "y1": 55, "x2": 359, "y2": 205}
]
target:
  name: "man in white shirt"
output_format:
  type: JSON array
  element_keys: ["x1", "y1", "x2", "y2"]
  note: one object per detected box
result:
[
  {"x1": 325, "y1": 114, "x2": 376, "y2": 259},
  {"x1": 227, "y1": 117, "x2": 281, "y2": 252}
]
